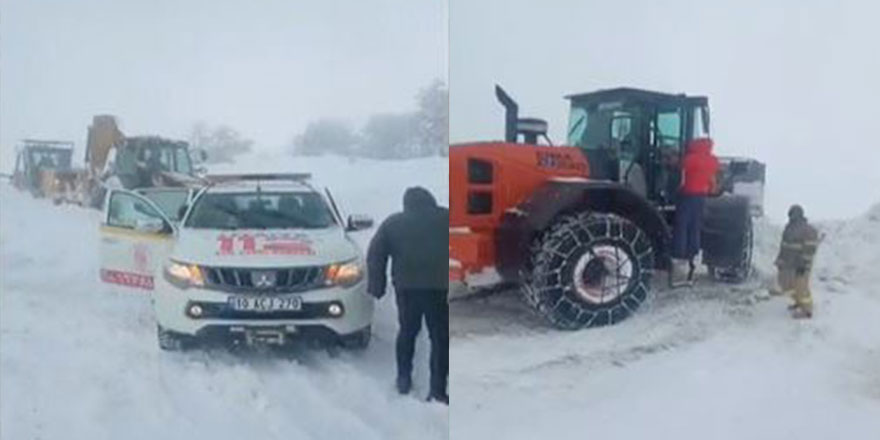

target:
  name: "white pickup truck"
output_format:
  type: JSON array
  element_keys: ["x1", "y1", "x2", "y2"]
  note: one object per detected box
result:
[{"x1": 98, "y1": 174, "x2": 375, "y2": 350}]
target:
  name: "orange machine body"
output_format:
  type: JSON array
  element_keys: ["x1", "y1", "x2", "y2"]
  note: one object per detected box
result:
[{"x1": 449, "y1": 141, "x2": 590, "y2": 282}]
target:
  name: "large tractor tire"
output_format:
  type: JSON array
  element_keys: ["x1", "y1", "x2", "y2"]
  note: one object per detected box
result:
[
  {"x1": 524, "y1": 212, "x2": 654, "y2": 330},
  {"x1": 701, "y1": 195, "x2": 753, "y2": 283}
]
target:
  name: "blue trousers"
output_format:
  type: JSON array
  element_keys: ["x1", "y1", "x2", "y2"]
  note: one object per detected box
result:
[{"x1": 673, "y1": 195, "x2": 706, "y2": 260}]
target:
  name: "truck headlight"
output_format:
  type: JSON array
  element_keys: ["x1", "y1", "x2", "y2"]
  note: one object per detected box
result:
[
  {"x1": 165, "y1": 261, "x2": 205, "y2": 288},
  {"x1": 325, "y1": 260, "x2": 363, "y2": 287}
]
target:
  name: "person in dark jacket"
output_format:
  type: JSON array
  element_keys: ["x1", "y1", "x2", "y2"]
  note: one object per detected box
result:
[{"x1": 367, "y1": 187, "x2": 449, "y2": 404}]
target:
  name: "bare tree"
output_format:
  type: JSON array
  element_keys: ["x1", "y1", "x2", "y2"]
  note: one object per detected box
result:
[
  {"x1": 288, "y1": 79, "x2": 448, "y2": 160},
  {"x1": 415, "y1": 79, "x2": 449, "y2": 156},
  {"x1": 188, "y1": 123, "x2": 254, "y2": 164},
  {"x1": 360, "y1": 113, "x2": 419, "y2": 159},
  {"x1": 291, "y1": 119, "x2": 359, "y2": 156}
]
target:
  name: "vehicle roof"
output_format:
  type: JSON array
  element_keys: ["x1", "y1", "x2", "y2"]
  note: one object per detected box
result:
[
  {"x1": 124, "y1": 136, "x2": 189, "y2": 148},
  {"x1": 20, "y1": 139, "x2": 74, "y2": 152},
  {"x1": 23, "y1": 145, "x2": 73, "y2": 152},
  {"x1": 566, "y1": 87, "x2": 708, "y2": 106},
  {"x1": 205, "y1": 180, "x2": 318, "y2": 194}
]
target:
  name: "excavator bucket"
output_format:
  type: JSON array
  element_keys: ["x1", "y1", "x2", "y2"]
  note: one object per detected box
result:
[{"x1": 85, "y1": 115, "x2": 124, "y2": 176}]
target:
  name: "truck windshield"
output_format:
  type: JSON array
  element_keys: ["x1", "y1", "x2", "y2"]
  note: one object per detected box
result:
[
  {"x1": 185, "y1": 192, "x2": 336, "y2": 230},
  {"x1": 173, "y1": 147, "x2": 192, "y2": 174},
  {"x1": 139, "y1": 189, "x2": 190, "y2": 221},
  {"x1": 126, "y1": 144, "x2": 193, "y2": 175},
  {"x1": 567, "y1": 102, "x2": 640, "y2": 162},
  {"x1": 29, "y1": 148, "x2": 72, "y2": 169}
]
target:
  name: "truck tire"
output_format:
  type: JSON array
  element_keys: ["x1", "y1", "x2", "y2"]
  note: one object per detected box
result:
[
  {"x1": 157, "y1": 325, "x2": 193, "y2": 351},
  {"x1": 708, "y1": 214, "x2": 753, "y2": 283},
  {"x1": 702, "y1": 195, "x2": 753, "y2": 283},
  {"x1": 340, "y1": 326, "x2": 371, "y2": 350},
  {"x1": 524, "y1": 212, "x2": 654, "y2": 330}
]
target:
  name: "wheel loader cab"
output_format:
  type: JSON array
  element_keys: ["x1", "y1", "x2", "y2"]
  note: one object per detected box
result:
[
  {"x1": 114, "y1": 138, "x2": 195, "y2": 188},
  {"x1": 566, "y1": 88, "x2": 710, "y2": 208}
]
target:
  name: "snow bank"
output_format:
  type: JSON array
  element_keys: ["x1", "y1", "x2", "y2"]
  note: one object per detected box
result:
[
  {"x1": 451, "y1": 203, "x2": 880, "y2": 439},
  {"x1": 0, "y1": 153, "x2": 448, "y2": 440}
]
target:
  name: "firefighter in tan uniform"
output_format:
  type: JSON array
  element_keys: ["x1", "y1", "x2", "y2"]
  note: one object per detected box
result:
[{"x1": 774, "y1": 205, "x2": 820, "y2": 319}]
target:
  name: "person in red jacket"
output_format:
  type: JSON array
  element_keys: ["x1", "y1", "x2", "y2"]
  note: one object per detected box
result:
[{"x1": 671, "y1": 137, "x2": 720, "y2": 284}]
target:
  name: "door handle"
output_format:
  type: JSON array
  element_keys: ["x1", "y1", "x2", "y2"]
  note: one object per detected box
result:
[{"x1": 102, "y1": 237, "x2": 120, "y2": 244}]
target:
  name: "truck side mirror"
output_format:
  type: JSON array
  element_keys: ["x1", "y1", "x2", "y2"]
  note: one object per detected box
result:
[
  {"x1": 134, "y1": 217, "x2": 169, "y2": 234},
  {"x1": 191, "y1": 148, "x2": 208, "y2": 164},
  {"x1": 346, "y1": 214, "x2": 374, "y2": 232}
]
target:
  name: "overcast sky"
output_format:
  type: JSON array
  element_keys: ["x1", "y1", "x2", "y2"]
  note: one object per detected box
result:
[
  {"x1": 451, "y1": 0, "x2": 880, "y2": 221},
  {"x1": 1, "y1": 0, "x2": 446, "y2": 167}
]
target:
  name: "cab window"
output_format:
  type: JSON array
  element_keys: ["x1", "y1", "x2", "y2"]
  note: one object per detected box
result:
[
  {"x1": 107, "y1": 192, "x2": 167, "y2": 229},
  {"x1": 174, "y1": 147, "x2": 192, "y2": 174},
  {"x1": 656, "y1": 109, "x2": 682, "y2": 150},
  {"x1": 610, "y1": 112, "x2": 637, "y2": 160},
  {"x1": 139, "y1": 189, "x2": 190, "y2": 221}
]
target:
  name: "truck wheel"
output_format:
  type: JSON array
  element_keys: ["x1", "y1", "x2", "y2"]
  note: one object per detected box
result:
[
  {"x1": 525, "y1": 213, "x2": 654, "y2": 330},
  {"x1": 709, "y1": 214, "x2": 753, "y2": 283},
  {"x1": 340, "y1": 326, "x2": 371, "y2": 350},
  {"x1": 157, "y1": 325, "x2": 192, "y2": 351}
]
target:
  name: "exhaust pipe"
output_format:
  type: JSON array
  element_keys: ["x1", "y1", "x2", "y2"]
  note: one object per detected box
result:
[
  {"x1": 495, "y1": 85, "x2": 549, "y2": 145},
  {"x1": 495, "y1": 85, "x2": 519, "y2": 143}
]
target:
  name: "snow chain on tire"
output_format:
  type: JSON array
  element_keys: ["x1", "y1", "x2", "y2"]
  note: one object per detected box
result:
[{"x1": 523, "y1": 212, "x2": 654, "y2": 330}]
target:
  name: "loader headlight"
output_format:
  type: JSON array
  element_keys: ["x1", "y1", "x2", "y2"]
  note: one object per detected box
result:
[
  {"x1": 164, "y1": 261, "x2": 205, "y2": 288},
  {"x1": 325, "y1": 260, "x2": 364, "y2": 288}
]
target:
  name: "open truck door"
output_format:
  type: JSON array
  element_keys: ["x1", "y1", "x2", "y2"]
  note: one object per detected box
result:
[
  {"x1": 99, "y1": 189, "x2": 176, "y2": 292},
  {"x1": 135, "y1": 187, "x2": 197, "y2": 225}
]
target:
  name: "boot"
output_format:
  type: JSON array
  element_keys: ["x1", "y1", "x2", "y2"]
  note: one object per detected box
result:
[
  {"x1": 668, "y1": 259, "x2": 692, "y2": 288},
  {"x1": 790, "y1": 307, "x2": 813, "y2": 320},
  {"x1": 686, "y1": 258, "x2": 696, "y2": 284},
  {"x1": 396, "y1": 375, "x2": 412, "y2": 395},
  {"x1": 426, "y1": 392, "x2": 449, "y2": 405}
]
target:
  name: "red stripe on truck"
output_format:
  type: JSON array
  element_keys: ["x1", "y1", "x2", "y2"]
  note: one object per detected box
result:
[{"x1": 100, "y1": 269, "x2": 154, "y2": 290}]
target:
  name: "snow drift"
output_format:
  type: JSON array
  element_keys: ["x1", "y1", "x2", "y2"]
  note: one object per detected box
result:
[{"x1": 0, "y1": 154, "x2": 448, "y2": 440}]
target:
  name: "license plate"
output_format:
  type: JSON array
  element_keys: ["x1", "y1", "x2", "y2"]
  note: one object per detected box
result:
[{"x1": 227, "y1": 295, "x2": 302, "y2": 312}]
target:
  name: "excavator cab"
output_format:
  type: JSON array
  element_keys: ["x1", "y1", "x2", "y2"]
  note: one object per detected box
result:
[
  {"x1": 113, "y1": 138, "x2": 195, "y2": 189},
  {"x1": 12, "y1": 140, "x2": 76, "y2": 198},
  {"x1": 565, "y1": 88, "x2": 710, "y2": 208}
]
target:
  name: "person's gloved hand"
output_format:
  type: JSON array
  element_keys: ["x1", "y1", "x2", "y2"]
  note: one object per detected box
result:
[{"x1": 795, "y1": 266, "x2": 807, "y2": 276}]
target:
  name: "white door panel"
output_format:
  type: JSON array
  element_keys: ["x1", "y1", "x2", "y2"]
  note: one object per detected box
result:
[{"x1": 99, "y1": 189, "x2": 176, "y2": 293}]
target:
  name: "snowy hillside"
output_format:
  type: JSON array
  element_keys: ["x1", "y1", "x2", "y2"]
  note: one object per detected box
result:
[
  {"x1": 451, "y1": 206, "x2": 880, "y2": 439},
  {"x1": 0, "y1": 154, "x2": 448, "y2": 440}
]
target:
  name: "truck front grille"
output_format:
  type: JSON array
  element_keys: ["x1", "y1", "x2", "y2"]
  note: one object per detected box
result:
[{"x1": 201, "y1": 266, "x2": 326, "y2": 293}]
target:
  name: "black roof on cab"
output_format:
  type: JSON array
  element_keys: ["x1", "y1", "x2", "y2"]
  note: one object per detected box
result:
[{"x1": 566, "y1": 87, "x2": 708, "y2": 106}]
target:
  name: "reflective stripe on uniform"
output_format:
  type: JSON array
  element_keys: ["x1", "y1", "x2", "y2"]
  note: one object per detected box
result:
[{"x1": 781, "y1": 241, "x2": 803, "y2": 249}]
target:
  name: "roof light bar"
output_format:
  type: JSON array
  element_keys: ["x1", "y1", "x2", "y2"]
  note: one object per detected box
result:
[{"x1": 204, "y1": 173, "x2": 313, "y2": 184}]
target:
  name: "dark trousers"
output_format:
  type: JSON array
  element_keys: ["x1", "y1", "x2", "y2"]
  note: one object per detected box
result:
[
  {"x1": 673, "y1": 194, "x2": 706, "y2": 260},
  {"x1": 395, "y1": 289, "x2": 448, "y2": 396}
]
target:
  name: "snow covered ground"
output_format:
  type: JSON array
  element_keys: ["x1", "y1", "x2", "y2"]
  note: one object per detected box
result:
[
  {"x1": 451, "y1": 205, "x2": 880, "y2": 439},
  {"x1": 0, "y1": 154, "x2": 448, "y2": 440}
]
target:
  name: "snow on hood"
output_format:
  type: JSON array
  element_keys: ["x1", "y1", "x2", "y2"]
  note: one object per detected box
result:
[{"x1": 172, "y1": 227, "x2": 359, "y2": 267}]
